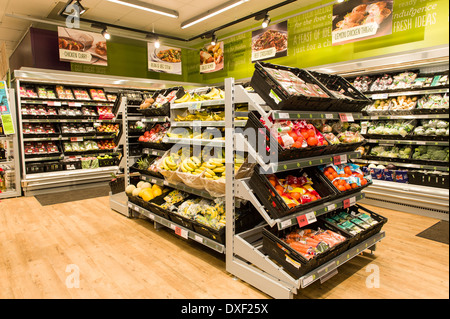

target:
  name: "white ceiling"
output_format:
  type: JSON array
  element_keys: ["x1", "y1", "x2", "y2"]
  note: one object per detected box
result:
[{"x1": 0, "y1": 0, "x2": 318, "y2": 58}]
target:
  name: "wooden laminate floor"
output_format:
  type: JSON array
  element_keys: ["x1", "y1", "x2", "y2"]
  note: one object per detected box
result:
[{"x1": 0, "y1": 195, "x2": 448, "y2": 299}]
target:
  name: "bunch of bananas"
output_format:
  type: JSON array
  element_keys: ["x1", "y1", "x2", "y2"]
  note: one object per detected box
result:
[
  {"x1": 160, "y1": 154, "x2": 181, "y2": 171},
  {"x1": 203, "y1": 158, "x2": 226, "y2": 180},
  {"x1": 180, "y1": 156, "x2": 205, "y2": 175},
  {"x1": 175, "y1": 111, "x2": 225, "y2": 122},
  {"x1": 173, "y1": 88, "x2": 225, "y2": 104}
]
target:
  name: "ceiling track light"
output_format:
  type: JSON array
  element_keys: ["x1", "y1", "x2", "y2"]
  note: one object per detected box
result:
[
  {"x1": 59, "y1": 0, "x2": 87, "y2": 16},
  {"x1": 75, "y1": 1, "x2": 86, "y2": 15},
  {"x1": 101, "y1": 28, "x2": 111, "y2": 40},
  {"x1": 211, "y1": 33, "x2": 217, "y2": 46},
  {"x1": 262, "y1": 14, "x2": 271, "y2": 28},
  {"x1": 107, "y1": 0, "x2": 179, "y2": 19},
  {"x1": 181, "y1": 0, "x2": 250, "y2": 29}
]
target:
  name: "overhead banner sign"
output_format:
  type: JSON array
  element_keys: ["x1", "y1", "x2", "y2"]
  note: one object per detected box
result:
[
  {"x1": 332, "y1": 0, "x2": 394, "y2": 45},
  {"x1": 200, "y1": 42, "x2": 224, "y2": 73},
  {"x1": 0, "y1": 82, "x2": 15, "y2": 135},
  {"x1": 58, "y1": 27, "x2": 108, "y2": 66},
  {"x1": 148, "y1": 44, "x2": 182, "y2": 75},
  {"x1": 251, "y1": 21, "x2": 288, "y2": 62}
]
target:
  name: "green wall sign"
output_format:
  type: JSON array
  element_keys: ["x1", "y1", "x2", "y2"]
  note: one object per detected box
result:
[{"x1": 71, "y1": 0, "x2": 449, "y2": 84}]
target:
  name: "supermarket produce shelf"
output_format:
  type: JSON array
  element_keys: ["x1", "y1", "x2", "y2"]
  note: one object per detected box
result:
[
  {"x1": 365, "y1": 138, "x2": 449, "y2": 146},
  {"x1": 138, "y1": 174, "x2": 216, "y2": 200},
  {"x1": 271, "y1": 111, "x2": 364, "y2": 121},
  {"x1": 170, "y1": 99, "x2": 225, "y2": 110},
  {"x1": 20, "y1": 99, "x2": 114, "y2": 107},
  {"x1": 23, "y1": 134, "x2": 118, "y2": 142},
  {"x1": 232, "y1": 225, "x2": 385, "y2": 297},
  {"x1": 142, "y1": 148, "x2": 167, "y2": 157},
  {"x1": 235, "y1": 177, "x2": 366, "y2": 230},
  {"x1": 128, "y1": 201, "x2": 225, "y2": 253},
  {"x1": 164, "y1": 137, "x2": 225, "y2": 147},
  {"x1": 24, "y1": 166, "x2": 120, "y2": 181},
  {"x1": 234, "y1": 84, "x2": 365, "y2": 122},
  {"x1": 24, "y1": 155, "x2": 64, "y2": 162},
  {"x1": 141, "y1": 117, "x2": 169, "y2": 123},
  {"x1": 21, "y1": 118, "x2": 120, "y2": 123},
  {"x1": 297, "y1": 230, "x2": 385, "y2": 288},
  {"x1": 361, "y1": 113, "x2": 449, "y2": 120},
  {"x1": 171, "y1": 120, "x2": 247, "y2": 127},
  {"x1": 235, "y1": 132, "x2": 362, "y2": 174},
  {"x1": 353, "y1": 158, "x2": 450, "y2": 172},
  {"x1": 365, "y1": 87, "x2": 449, "y2": 99}
]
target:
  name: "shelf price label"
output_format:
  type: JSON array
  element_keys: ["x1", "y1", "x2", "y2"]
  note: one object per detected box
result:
[
  {"x1": 46, "y1": 101, "x2": 61, "y2": 107},
  {"x1": 343, "y1": 196, "x2": 356, "y2": 209},
  {"x1": 297, "y1": 211, "x2": 317, "y2": 227},
  {"x1": 70, "y1": 137, "x2": 83, "y2": 142},
  {"x1": 174, "y1": 226, "x2": 189, "y2": 239},
  {"x1": 339, "y1": 113, "x2": 354, "y2": 122},
  {"x1": 333, "y1": 154, "x2": 347, "y2": 165}
]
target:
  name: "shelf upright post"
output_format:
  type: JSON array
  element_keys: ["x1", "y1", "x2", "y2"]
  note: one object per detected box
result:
[{"x1": 225, "y1": 77, "x2": 236, "y2": 264}]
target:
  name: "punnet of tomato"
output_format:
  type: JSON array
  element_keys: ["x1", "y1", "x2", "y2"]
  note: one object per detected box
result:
[{"x1": 319, "y1": 163, "x2": 372, "y2": 195}]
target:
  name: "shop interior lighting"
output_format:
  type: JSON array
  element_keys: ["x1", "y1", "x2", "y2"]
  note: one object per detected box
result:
[
  {"x1": 261, "y1": 14, "x2": 271, "y2": 28},
  {"x1": 154, "y1": 37, "x2": 161, "y2": 48},
  {"x1": 75, "y1": 1, "x2": 86, "y2": 15},
  {"x1": 57, "y1": 0, "x2": 296, "y2": 43},
  {"x1": 101, "y1": 28, "x2": 111, "y2": 40},
  {"x1": 60, "y1": 0, "x2": 87, "y2": 16},
  {"x1": 107, "y1": 0, "x2": 179, "y2": 18},
  {"x1": 181, "y1": 0, "x2": 250, "y2": 29},
  {"x1": 211, "y1": 33, "x2": 217, "y2": 46}
]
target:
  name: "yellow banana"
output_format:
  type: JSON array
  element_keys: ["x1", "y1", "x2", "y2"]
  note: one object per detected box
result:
[{"x1": 213, "y1": 167, "x2": 225, "y2": 173}]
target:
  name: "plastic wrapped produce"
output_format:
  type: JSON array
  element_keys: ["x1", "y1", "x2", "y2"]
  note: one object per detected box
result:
[
  {"x1": 369, "y1": 74, "x2": 393, "y2": 91},
  {"x1": 337, "y1": 131, "x2": 365, "y2": 143},
  {"x1": 389, "y1": 72, "x2": 417, "y2": 90},
  {"x1": 367, "y1": 99, "x2": 390, "y2": 115},
  {"x1": 389, "y1": 95, "x2": 418, "y2": 114},
  {"x1": 417, "y1": 94, "x2": 449, "y2": 110}
]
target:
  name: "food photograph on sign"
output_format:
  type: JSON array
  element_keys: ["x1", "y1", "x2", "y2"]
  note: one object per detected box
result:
[
  {"x1": 332, "y1": 0, "x2": 393, "y2": 45},
  {"x1": 58, "y1": 27, "x2": 108, "y2": 66},
  {"x1": 200, "y1": 42, "x2": 224, "y2": 73},
  {"x1": 148, "y1": 43, "x2": 182, "y2": 75},
  {"x1": 251, "y1": 21, "x2": 288, "y2": 62}
]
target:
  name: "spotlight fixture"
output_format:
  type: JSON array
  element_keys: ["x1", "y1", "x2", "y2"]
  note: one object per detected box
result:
[
  {"x1": 75, "y1": 1, "x2": 86, "y2": 15},
  {"x1": 337, "y1": 0, "x2": 345, "y2": 3},
  {"x1": 181, "y1": 0, "x2": 249, "y2": 29},
  {"x1": 262, "y1": 14, "x2": 271, "y2": 28},
  {"x1": 59, "y1": 0, "x2": 87, "y2": 16},
  {"x1": 102, "y1": 28, "x2": 111, "y2": 40},
  {"x1": 211, "y1": 33, "x2": 217, "y2": 46},
  {"x1": 107, "y1": 0, "x2": 179, "y2": 18},
  {"x1": 154, "y1": 37, "x2": 161, "y2": 49}
]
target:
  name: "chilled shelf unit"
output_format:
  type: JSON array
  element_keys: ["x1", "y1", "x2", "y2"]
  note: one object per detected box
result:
[
  {"x1": 14, "y1": 69, "x2": 128, "y2": 196},
  {"x1": 343, "y1": 65, "x2": 449, "y2": 219},
  {"x1": 0, "y1": 88, "x2": 22, "y2": 199}
]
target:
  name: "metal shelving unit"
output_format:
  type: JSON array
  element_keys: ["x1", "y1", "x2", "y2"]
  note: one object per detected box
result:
[
  {"x1": 224, "y1": 79, "x2": 385, "y2": 299},
  {"x1": 127, "y1": 201, "x2": 225, "y2": 253},
  {"x1": 364, "y1": 138, "x2": 449, "y2": 146}
]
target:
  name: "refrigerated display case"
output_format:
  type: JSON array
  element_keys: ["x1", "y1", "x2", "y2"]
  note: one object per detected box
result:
[{"x1": 0, "y1": 88, "x2": 21, "y2": 199}]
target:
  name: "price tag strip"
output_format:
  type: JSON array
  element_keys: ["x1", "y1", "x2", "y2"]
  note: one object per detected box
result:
[{"x1": 277, "y1": 193, "x2": 364, "y2": 230}]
